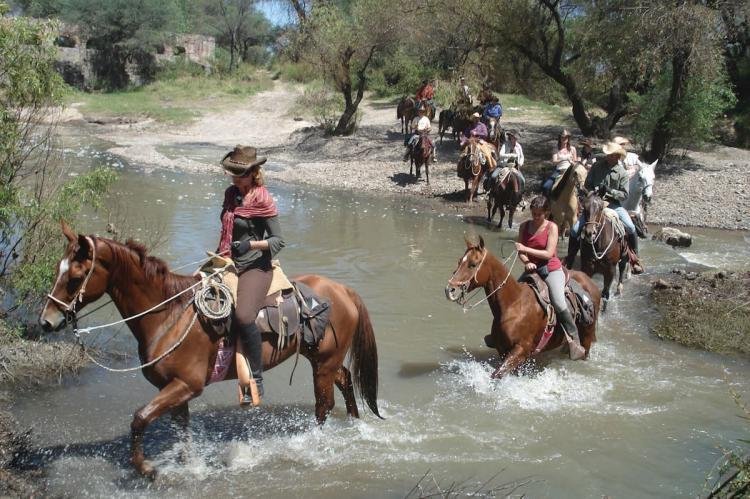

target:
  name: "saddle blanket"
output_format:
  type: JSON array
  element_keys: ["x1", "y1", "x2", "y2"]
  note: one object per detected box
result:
[{"x1": 602, "y1": 208, "x2": 626, "y2": 239}]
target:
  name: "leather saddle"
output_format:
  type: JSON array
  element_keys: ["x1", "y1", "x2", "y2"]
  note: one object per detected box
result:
[
  {"x1": 254, "y1": 281, "x2": 330, "y2": 348},
  {"x1": 520, "y1": 269, "x2": 595, "y2": 327}
]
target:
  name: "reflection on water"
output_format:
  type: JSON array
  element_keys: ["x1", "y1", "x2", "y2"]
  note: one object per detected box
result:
[{"x1": 11, "y1": 138, "x2": 750, "y2": 498}]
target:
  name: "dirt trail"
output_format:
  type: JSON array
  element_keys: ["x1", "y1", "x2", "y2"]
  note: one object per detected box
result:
[{"x1": 76, "y1": 80, "x2": 750, "y2": 230}]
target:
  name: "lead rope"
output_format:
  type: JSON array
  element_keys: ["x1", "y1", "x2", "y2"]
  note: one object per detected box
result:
[
  {"x1": 589, "y1": 212, "x2": 616, "y2": 260},
  {"x1": 75, "y1": 307, "x2": 199, "y2": 373}
]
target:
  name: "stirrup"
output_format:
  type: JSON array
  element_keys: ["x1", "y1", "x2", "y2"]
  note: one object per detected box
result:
[{"x1": 238, "y1": 380, "x2": 261, "y2": 407}]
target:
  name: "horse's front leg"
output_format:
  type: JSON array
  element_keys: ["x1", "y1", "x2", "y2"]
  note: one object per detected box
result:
[
  {"x1": 616, "y1": 257, "x2": 628, "y2": 296},
  {"x1": 508, "y1": 204, "x2": 516, "y2": 229},
  {"x1": 486, "y1": 195, "x2": 494, "y2": 223},
  {"x1": 601, "y1": 265, "x2": 614, "y2": 312},
  {"x1": 170, "y1": 402, "x2": 191, "y2": 464},
  {"x1": 131, "y1": 378, "x2": 198, "y2": 478},
  {"x1": 491, "y1": 344, "x2": 529, "y2": 379},
  {"x1": 497, "y1": 204, "x2": 506, "y2": 229}
]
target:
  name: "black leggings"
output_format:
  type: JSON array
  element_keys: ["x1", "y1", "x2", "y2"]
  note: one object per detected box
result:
[{"x1": 234, "y1": 267, "x2": 273, "y2": 326}]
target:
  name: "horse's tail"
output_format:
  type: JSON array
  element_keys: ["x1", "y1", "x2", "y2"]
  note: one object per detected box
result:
[{"x1": 350, "y1": 291, "x2": 382, "y2": 419}]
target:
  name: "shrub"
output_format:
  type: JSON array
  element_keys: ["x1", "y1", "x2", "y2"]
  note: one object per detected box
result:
[{"x1": 295, "y1": 81, "x2": 360, "y2": 135}]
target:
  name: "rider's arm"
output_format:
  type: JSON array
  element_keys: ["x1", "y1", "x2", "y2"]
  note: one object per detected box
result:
[
  {"x1": 605, "y1": 171, "x2": 628, "y2": 203},
  {"x1": 516, "y1": 223, "x2": 530, "y2": 264},
  {"x1": 253, "y1": 216, "x2": 285, "y2": 257},
  {"x1": 516, "y1": 144, "x2": 525, "y2": 167}
]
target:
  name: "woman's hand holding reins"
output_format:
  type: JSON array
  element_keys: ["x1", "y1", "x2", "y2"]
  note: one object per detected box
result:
[{"x1": 524, "y1": 262, "x2": 537, "y2": 272}]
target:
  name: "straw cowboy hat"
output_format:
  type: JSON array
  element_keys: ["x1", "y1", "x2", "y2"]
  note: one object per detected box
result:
[
  {"x1": 221, "y1": 145, "x2": 267, "y2": 176},
  {"x1": 601, "y1": 141, "x2": 626, "y2": 158}
]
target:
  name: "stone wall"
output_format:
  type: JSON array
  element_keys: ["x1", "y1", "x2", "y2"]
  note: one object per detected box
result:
[{"x1": 54, "y1": 26, "x2": 215, "y2": 90}]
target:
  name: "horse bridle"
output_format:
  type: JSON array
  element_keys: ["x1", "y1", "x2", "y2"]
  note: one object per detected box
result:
[
  {"x1": 449, "y1": 248, "x2": 488, "y2": 302},
  {"x1": 582, "y1": 204, "x2": 616, "y2": 259},
  {"x1": 45, "y1": 235, "x2": 98, "y2": 320}
]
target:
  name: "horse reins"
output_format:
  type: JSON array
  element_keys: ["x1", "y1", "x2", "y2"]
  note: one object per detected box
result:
[
  {"x1": 451, "y1": 249, "x2": 519, "y2": 313},
  {"x1": 583, "y1": 208, "x2": 616, "y2": 260}
]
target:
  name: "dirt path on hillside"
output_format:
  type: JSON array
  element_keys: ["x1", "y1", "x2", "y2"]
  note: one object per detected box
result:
[{"x1": 72, "y1": 81, "x2": 750, "y2": 230}]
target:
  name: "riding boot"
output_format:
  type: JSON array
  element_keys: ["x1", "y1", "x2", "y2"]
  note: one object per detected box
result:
[
  {"x1": 238, "y1": 322, "x2": 264, "y2": 404},
  {"x1": 626, "y1": 233, "x2": 645, "y2": 275},
  {"x1": 564, "y1": 237, "x2": 580, "y2": 269},
  {"x1": 558, "y1": 309, "x2": 585, "y2": 361}
]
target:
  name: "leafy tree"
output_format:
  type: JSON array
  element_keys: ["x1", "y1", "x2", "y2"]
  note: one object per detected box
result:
[
  {"x1": 204, "y1": 0, "x2": 274, "y2": 71},
  {"x1": 0, "y1": 4, "x2": 115, "y2": 317},
  {"x1": 302, "y1": 0, "x2": 410, "y2": 135}
]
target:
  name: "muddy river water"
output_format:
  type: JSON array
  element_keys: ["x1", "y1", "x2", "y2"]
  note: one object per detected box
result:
[{"x1": 10, "y1": 137, "x2": 750, "y2": 498}]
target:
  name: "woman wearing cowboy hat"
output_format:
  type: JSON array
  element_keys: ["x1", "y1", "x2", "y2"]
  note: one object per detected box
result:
[
  {"x1": 564, "y1": 142, "x2": 643, "y2": 274},
  {"x1": 217, "y1": 146, "x2": 286, "y2": 404},
  {"x1": 579, "y1": 138, "x2": 596, "y2": 170}
]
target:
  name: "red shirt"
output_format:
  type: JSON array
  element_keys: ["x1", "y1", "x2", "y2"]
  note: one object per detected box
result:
[{"x1": 521, "y1": 221, "x2": 562, "y2": 271}]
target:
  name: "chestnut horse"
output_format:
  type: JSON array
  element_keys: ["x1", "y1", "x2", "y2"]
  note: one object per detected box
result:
[
  {"x1": 397, "y1": 96, "x2": 416, "y2": 135},
  {"x1": 445, "y1": 235, "x2": 600, "y2": 378},
  {"x1": 579, "y1": 193, "x2": 628, "y2": 310},
  {"x1": 457, "y1": 137, "x2": 485, "y2": 203},
  {"x1": 408, "y1": 134, "x2": 432, "y2": 183},
  {"x1": 486, "y1": 166, "x2": 523, "y2": 229},
  {"x1": 39, "y1": 222, "x2": 381, "y2": 478}
]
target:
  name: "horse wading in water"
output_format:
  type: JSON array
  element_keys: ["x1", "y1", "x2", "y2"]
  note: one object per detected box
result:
[
  {"x1": 445, "y1": 235, "x2": 600, "y2": 378},
  {"x1": 549, "y1": 162, "x2": 588, "y2": 237},
  {"x1": 623, "y1": 159, "x2": 658, "y2": 234},
  {"x1": 486, "y1": 164, "x2": 523, "y2": 229},
  {"x1": 39, "y1": 222, "x2": 381, "y2": 478},
  {"x1": 457, "y1": 137, "x2": 486, "y2": 203},
  {"x1": 578, "y1": 193, "x2": 629, "y2": 310}
]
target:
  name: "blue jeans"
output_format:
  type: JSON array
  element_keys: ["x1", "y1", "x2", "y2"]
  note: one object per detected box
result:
[
  {"x1": 542, "y1": 170, "x2": 560, "y2": 195},
  {"x1": 571, "y1": 205, "x2": 635, "y2": 239}
]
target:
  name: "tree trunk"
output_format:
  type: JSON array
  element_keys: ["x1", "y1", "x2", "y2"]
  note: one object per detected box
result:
[
  {"x1": 332, "y1": 46, "x2": 375, "y2": 136},
  {"x1": 647, "y1": 49, "x2": 690, "y2": 161}
]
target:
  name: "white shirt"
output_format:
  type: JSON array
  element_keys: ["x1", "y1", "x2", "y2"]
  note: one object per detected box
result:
[
  {"x1": 621, "y1": 152, "x2": 642, "y2": 178},
  {"x1": 412, "y1": 115, "x2": 431, "y2": 133},
  {"x1": 499, "y1": 142, "x2": 524, "y2": 168}
]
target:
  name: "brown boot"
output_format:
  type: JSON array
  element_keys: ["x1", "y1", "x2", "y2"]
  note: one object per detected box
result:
[{"x1": 558, "y1": 309, "x2": 585, "y2": 361}]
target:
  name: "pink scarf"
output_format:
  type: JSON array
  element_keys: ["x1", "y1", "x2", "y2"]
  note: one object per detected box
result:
[{"x1": 218, "y1": 185, "x2": 278, "y2": 254}]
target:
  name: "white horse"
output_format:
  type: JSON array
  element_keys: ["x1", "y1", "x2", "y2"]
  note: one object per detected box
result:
[
  {"x1": 623, "y1": 158, "x2": 657, "y2": 278},
  {"x1": 623, "y1": 158, "x2": 658, "y2": 221}
]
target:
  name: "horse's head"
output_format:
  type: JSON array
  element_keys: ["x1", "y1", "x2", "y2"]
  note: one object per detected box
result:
[
  {"x1": 639, "y1": 160, "x2": 657, "y2": 203},
  {"x1": 445, "y1": 234, "x2": 489, "y2": 304},
  {"x1": 581, "y1": 192, "x2": 605, "y2": 243},
  {"x1": 487, "y1": 118, "x2": 496, "y2": 137},
  {"x1": 39, "y1": 221, "x2": 109, "y2": 332},
  {"x1": 573, "y1": 162, "x2": 588, "y2": 186}
]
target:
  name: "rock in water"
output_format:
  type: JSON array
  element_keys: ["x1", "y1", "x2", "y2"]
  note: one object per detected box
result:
[{"x1": 653, "y1": 227, "x2": 693, "y2": 247}]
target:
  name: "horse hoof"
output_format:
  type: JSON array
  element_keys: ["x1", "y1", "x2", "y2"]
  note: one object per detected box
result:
[
  {"x1": 137, "y1": 460, "x2": 157, "y2": 480},
  {"x1": 616, "y1": 284, "x2": 624, "y2": 296}
]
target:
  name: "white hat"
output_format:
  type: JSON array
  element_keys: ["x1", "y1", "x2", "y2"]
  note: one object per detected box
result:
[
  {"x1": 471, "y1": 112, "x2": 481, "y2": 118},
  {"x1": 602, "y1": 142, "x2": 626, "y2": 158}
]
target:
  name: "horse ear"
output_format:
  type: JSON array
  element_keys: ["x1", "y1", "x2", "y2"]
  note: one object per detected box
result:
[
  {"x1": 61, "y1": 219, "x2": 76, "y2": 243},
  {"x1": 650, "y1": 159, "x2": 659, "y2": 170},
  {"x1": 478, "y1": 235, "x2": 485, "y2": 249},
  {"x1": 77, "y1": 234, "x2": 93, "y2": 259}
]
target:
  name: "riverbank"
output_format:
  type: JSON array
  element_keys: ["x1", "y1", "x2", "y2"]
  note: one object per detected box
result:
[
  {"x1": 59, "y1": 80, "x2": 750, "y2": 230},
  {"x1": 650, "y1": 270, "x2": 750, "y2": 355},
  {"x1": 0, "y1": 325, "x2": 89, "y2": 496}
]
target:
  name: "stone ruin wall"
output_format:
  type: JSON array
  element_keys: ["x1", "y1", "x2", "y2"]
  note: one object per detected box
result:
[{"x1": 54, "y1": 26, "x2": 216, "y2": 90}]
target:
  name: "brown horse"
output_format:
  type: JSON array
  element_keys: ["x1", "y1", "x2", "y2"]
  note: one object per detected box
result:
[
  {"x1": 445, "y1": 235, "x2": 600, "y2": 378},
  {"x1": 579, "y1": 193, "x2": 628, "y2": 310},
  {"x1": 456, "y1": 137, "x2": 485, "y2": 203},
  {"x1": 485, "y1": 118, "x2": 504, "y2": 148},
  {"x1": 549, "y1": 163, "x2": 588, "y2": 237},
  {"x1": 486, "y1": 166, "x2": 523, "y2": 229},
  {"x1": 397, "y1": 96, "x2": 416, "y2": 135},
  {"x1": 39, "y1": 222, "x2": 381, "y2": 478},
  {"x1": 408, "y1": 133, "x2": 432, "y2": 183}
]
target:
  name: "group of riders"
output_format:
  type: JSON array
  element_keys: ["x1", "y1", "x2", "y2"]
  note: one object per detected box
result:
[{"x1": 398, "y1": 77, "x2": 651, "y2": 356}]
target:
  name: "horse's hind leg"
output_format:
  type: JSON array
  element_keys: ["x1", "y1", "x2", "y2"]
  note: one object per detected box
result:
[
  {"x1": 601, "y1": 267, "x2": 614, "y2": 312},
  {"x1": 508, "y1": 204, "x2": 516, "y2": 229},
  {"x1": 312, "y1": 364, "x2": 336, "y2": 424},
  {"x1": 131, "y1": 378, "x2": 197, "y2": 478},
  {"x1": 334, "y1": 366, "x2": 359, "y2": 419},
  {"x1": 497, "y1": 205, "x2": 506, "y2": 229}
]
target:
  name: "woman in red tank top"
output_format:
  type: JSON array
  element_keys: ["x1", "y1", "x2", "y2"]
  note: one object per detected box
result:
[{"x1": 515, "y1": 196, "x2": 585, "y2": 360}]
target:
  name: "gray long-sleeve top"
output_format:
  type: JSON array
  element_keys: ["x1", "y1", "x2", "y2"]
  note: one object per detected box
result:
[
  {"x1": 230, "y1": 215, "x2": 285, "y2": 272},
  {"x1": 584, "y1": 158, "x2": 629, "y2": 206}
]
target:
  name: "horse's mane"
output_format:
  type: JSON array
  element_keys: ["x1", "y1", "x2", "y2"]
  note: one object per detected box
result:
[{"x1": 104, "y1": 238, "x2": 198, "y2": 305}]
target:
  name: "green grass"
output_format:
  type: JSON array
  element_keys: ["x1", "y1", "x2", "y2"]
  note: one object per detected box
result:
[
  {"x1": 498, "y1": 93, "x2": 570, "y2": 121},
  {"x1": 67, "y1": 71, "x2": 274, "y2": 124}
]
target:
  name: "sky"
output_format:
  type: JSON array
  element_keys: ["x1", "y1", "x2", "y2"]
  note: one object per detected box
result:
[{"x1": 256, "y1": 1, "x2": 294, "y2": 27}]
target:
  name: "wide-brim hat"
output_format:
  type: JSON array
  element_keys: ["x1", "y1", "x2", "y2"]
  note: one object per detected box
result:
[
  {"x1": 602, "y1": 141, "x2": 626, "y2": 158},
  {"x1": 221, "y1": 145, "x2": 267, "y2": 176},
  {"x1": 471, "y1": 112, "x2": 481, "y2": 118},
  {"x1": 506, "y1": 129, "x2": 519, "y2": 138}
]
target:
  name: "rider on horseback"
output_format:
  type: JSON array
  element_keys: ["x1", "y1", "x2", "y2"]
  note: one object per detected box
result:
[
  {"x1": 613, "y1": 136, "x2": 645, "y2": 179},
  {"x1": 460, "y1": 112, "x2": 488, "y2": 147},
  {"x1": 219, "y1": 146, "x2": 286, "y2": 405},
  {"x1": 564, "y1": 142, "x2": 644, "y2": 274},
  {"x1": 458, "y1": 76, "x2": 472, "y2": 104},
  {"x1": 482, "y1": 96, "x2": 503, "y2": 124},
  {"x1": 542, "y1": 129, "x2": 578, "y2": 196},
  {"x1": 579, "y1": 138, "x2": 596, "y2": 170},
  {"x1": 516, "y1": 196, "x2": 586, "y2": 360},
  {"x1": 415, "y1": 79, "x2": 436, "y2": 117},
  {"x1": 485, "y1": 129, "x2": 525, "y2": 192},
  {"x1": 403, "y1": 105, "x2": 434, "y2": 162}
]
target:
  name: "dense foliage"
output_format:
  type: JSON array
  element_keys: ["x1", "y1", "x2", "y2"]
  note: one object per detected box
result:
[{"x1": 0, "y1": 3, "x2": 115, "y2": 320}]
